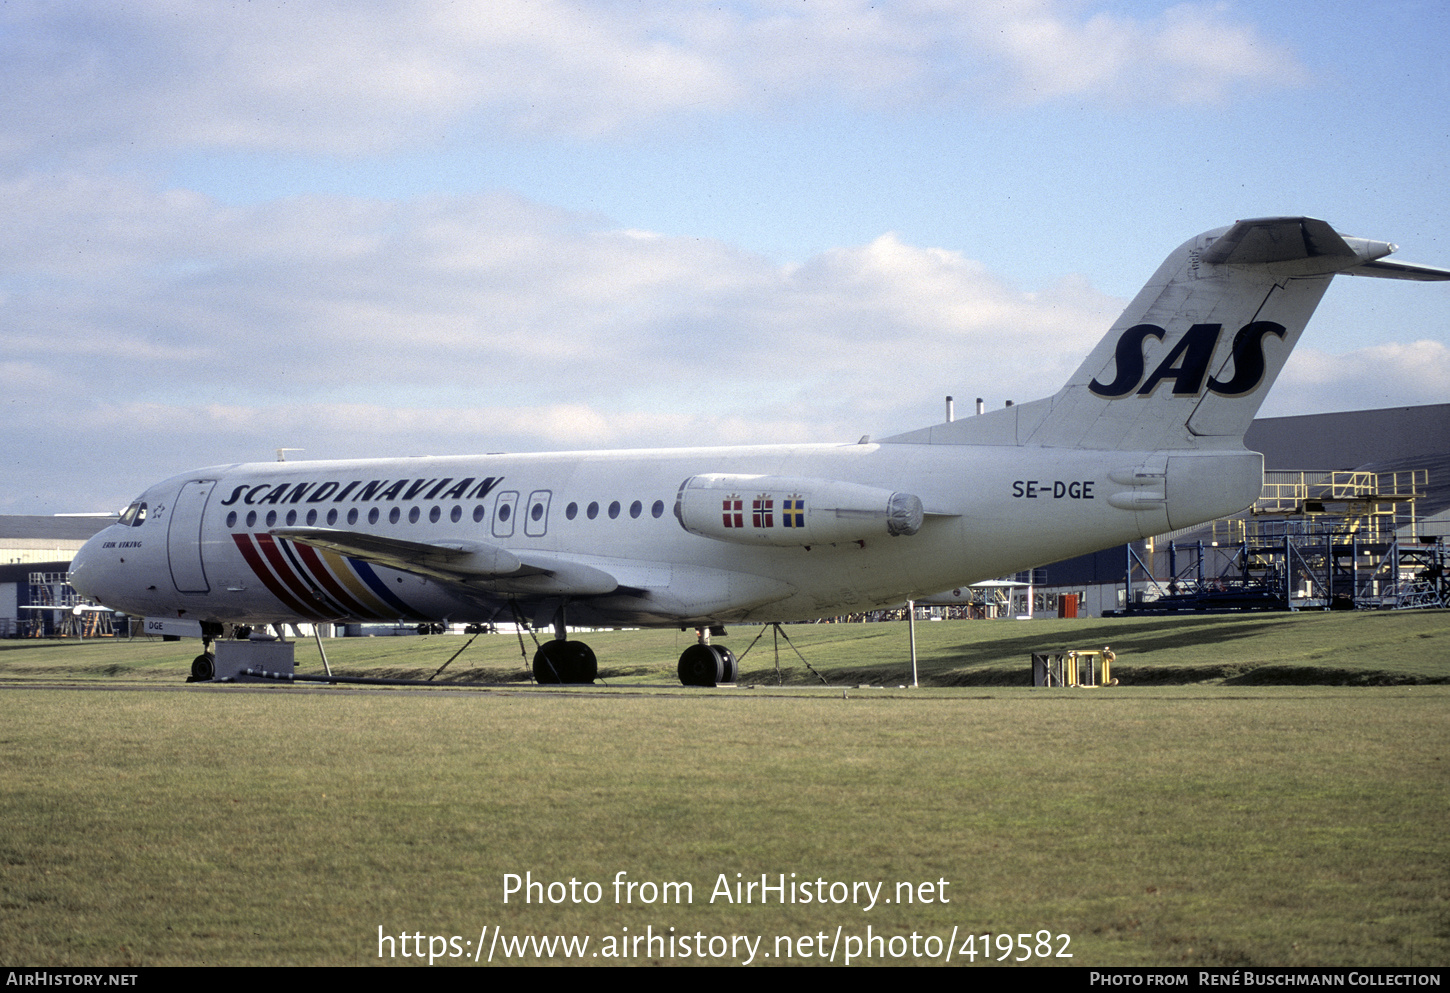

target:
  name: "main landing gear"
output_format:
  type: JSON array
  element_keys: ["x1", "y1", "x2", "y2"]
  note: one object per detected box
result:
[
  {"x1": 677, "y1": 627, "x2": 736, "y2": 687},
  {"x1": 531, "y1": 640, "x2": 598, "y2": 684},
  {"x1": 529, "y1": 605, "x2": 598, "y2": 684}
]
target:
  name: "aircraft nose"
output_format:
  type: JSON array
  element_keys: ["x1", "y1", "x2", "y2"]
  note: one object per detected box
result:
[{"x1": 68, "y1": 532, "x2": 111, "y2": 603}]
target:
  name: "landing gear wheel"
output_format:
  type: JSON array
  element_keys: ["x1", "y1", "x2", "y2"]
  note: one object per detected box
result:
[
  {"x1": 532, "y1": 641, "x2": 598, "y2": 684},
  {"x1": 714, "y1": 646, "x2": 737, "y2": 683},
  {"x1": 678, "y1": 644, "x2": 725, "y2": 687},
  {"x1": 189, "y1": 652, "x2": 216, "y2": 682}
]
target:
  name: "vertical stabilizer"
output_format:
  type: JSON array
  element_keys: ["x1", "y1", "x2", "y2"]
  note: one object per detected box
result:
[{"x1": 886, "y1": 217, "x2": 1449, "y2": 451}]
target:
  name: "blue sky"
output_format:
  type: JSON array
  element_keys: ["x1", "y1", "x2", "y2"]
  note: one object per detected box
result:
[{"x1": 2, "y1": 1, "x2": 1447, "y2": 512}]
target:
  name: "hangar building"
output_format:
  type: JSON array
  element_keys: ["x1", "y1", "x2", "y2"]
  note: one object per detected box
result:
[
  {"x1": 0, "y1": 515, "x2": 114, "y2": 636},
  {"x1": 1031, "y1": 403, "x2": 1449, "y2": 616}
]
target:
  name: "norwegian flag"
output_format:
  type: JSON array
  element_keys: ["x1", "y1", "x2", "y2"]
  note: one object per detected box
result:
[
  {"x1": 752, "y1": 494, "x2": 774, "y2": 528},
  {"x1": 722, "y1": 494, "x2": 744, "y2": 528}
]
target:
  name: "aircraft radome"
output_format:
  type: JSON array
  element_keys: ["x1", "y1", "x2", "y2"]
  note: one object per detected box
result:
[{"x1": 69, "y1": 217, "x2": 1449, "y2": 685}]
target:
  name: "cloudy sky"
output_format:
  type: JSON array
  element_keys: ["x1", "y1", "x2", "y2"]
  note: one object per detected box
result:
[{"x1": 3, "y1": 1, "x2": 1447, "y2": 513}]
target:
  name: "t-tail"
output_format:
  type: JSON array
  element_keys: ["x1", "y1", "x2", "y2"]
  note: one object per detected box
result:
[{"x1": 887, "y1": 217, "x2": 1450, "y2": 452}]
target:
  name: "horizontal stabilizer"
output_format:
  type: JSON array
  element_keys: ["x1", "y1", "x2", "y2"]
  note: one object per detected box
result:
[
  {"x1": 1200, "y1": 216, "x2": 1391, "y2": 273},
  {"x1": 1345, "y1": 258, "x2": 1450, "y2": 281}
]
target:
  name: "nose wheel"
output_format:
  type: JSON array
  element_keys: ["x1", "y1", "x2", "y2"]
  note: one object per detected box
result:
[{"x1": 188, "y1": 652, "x2": 216, "y2": 682}]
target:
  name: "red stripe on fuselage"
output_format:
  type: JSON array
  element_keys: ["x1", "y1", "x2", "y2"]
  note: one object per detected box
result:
[
  {"x1": 231, "y1": 532, "x2": 329, "y2": 619},
  {"x1": 291, "y1": 541, "x2": 387, "y2": 620},
  {"x1": 233, "y1": 533, "x2": 332, "y2": 620},
  {"x1": 253, "y1": 533, "x2": 341, "y2": 619}
]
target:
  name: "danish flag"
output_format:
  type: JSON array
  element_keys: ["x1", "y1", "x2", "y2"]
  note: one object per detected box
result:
[{"x1": 721, "y1": 495, "x2": 744, "y2": 528}]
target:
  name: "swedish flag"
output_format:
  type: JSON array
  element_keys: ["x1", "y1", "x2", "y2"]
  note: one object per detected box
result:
[{"x1": 782, "y1": 496, "x2": 805, "y2": 528}]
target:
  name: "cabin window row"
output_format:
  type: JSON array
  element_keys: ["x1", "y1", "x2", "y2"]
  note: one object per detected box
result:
[
  {"x1": 224, "y1": 505, "x2": 480, "y2": 529},
  {"x1": 222, "y1": 497, "x2": 668, "y2": 531},
  {"x1": 564, "y1": 499, "x2": 666, "y2": 521}
]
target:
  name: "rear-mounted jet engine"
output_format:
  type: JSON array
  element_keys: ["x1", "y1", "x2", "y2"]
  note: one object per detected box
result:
[{"x1": 674, "y1": 474, "x2": 924, "y2": 547}]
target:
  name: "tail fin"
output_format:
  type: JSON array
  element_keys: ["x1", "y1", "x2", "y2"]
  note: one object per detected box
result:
[{"x1": 886, "y1": 217, "x2": 1449, "y2": 451}]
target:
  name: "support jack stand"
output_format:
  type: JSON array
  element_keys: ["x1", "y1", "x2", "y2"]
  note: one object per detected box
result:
[{"x1": 735, "y1": 623, "x2": 829, "y2": 686}]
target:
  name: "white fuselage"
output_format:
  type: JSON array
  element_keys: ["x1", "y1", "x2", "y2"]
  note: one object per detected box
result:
[{"x1": 69, "y1": 440, "x2": 1261, "y2": 629}]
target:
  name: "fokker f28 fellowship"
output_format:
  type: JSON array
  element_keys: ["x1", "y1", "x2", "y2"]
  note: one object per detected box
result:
[{"x1": 70, "y1": 217, "x2": 1448, "y2": 684}]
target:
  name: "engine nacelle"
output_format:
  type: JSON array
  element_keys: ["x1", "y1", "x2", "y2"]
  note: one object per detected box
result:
[{"x1": 674, "y1": 474, "x2": 923, "y2": 547}]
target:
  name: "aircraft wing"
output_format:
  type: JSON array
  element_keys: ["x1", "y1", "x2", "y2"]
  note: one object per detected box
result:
[{"x1": 270, "y1": 527, "x2": 619, "y2": 596}]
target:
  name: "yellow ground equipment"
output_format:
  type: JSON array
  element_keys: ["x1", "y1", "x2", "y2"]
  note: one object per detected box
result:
[{"x1": 1032, "y1": 647, "x2": 1115, "y2": 687}]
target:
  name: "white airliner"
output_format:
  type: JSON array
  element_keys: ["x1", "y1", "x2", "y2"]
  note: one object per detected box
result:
[{"x1": 69, "y1": 217, "x2": 1448, "y2": 684}]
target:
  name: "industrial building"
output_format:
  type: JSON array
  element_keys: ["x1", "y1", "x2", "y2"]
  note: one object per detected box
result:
[
  {"x1": 0, "y1": 515, "x2": 114, "y2": 636},
  {"x1": 1031, "y1": 403, "x2": 1449, "y2": 616}
]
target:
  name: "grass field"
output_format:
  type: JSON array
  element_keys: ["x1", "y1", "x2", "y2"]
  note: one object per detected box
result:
[
  {"x1": 1, "y1": 612, "x2": 1447, "y2": 967},
  {"x1": 3, "y1": 609, "x2": 1448, "y2": 687}
]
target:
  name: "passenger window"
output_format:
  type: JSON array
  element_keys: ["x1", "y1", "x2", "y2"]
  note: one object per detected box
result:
[
  {"x1": 246, "y1": 511, "x2": 257, "y2": 528},
  {"x1": 450, "y1": 505, "x2": 462, "y2": 523},
  {"x1": 368, "y1": 508, "x2": 379, "y2": 525},
  {"x1": 226, "y1": 511, "x2": 237, "y2": 529},
  {"x1": 430, "y1": 506, "x2": 441, "y2": 523},
  {"x1": 565, "y1": 502, "x2": 577, "y2": 520},
  {"x1": 286, "y1": 510, "x2": 297, "y2": 526},
  {"x1": 652, "y1": 500, "x2": 664, "y2": 518},
  {"x1": 408, "y1": 507, "x2": 420, "y2": 524},
  {"x1": 608, "y1": 501, "x2": 620, "y2": 519},
  {"x1": 587, "y1": 502, "x2": 599, "y2": 520},
  {"x1": 265, "y1": 510, "x2": 277, "y2": 527},
  {"x1": 390, "y1": 508, "x2": 401, "y2": 524},
  {"x1": 327, "y1": 509, "x2": 338, "y2": 525},
  {"x1": 306, "y1": 509, "x2": 317, "y2": 526},
  {"x1": 629, "y1": 500, "x2": 642, "y2": 519}
]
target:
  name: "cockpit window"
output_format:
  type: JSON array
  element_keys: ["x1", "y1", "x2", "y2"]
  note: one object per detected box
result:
[{"x1": 118, "y1": 500, "x2": 148, "y2": 527}]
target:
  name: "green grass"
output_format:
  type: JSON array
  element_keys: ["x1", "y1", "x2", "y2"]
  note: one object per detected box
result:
[
  {"x1": 2, "y1": 614, "x2": 1446, "y2": 966},
  {"x1": 1, "y1": 687, "x2": 1445, "y2": 966},
  {"x1": 2, "y1": 610, "x2": 1447, "y2": 686}
]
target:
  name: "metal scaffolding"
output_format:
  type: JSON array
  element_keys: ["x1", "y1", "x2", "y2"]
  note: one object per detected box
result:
[
  {"x1": 20, "y1": 571, "x2": 114, "y2": 637},
  {"x1": 1123, "y1": 469, "x2": 1445, "y2": 612}
]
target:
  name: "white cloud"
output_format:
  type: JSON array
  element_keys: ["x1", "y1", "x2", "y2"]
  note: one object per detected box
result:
[
  {"x1": 7, "y1": 177, "x2": 1442, "y2": 514},
  {"x1": 0, "y1": 177, "x2": 1129, "y2": 509},
  {"x1": 967, "y1": 0, "x2": 1305, "y2": 104},
  {"x1": 0, "y1": 1, "x2": 1306, "y2": 158},
  {"x1": 1265, "y1": 341, "x2": 1450, "y2": 416}
]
